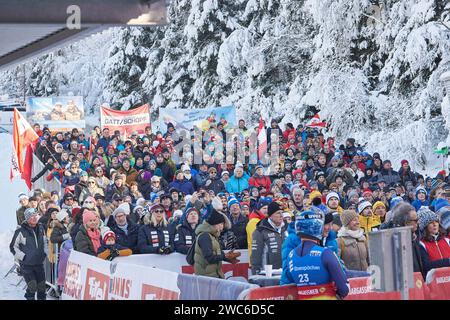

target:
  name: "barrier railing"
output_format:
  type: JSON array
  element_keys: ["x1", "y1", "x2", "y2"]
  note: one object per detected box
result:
[
  {"x1": 241, "y1": 270, "x2": 450, "y2": 300},
  {"x1": 44, "y1": 238, "x2": 60, "y2": 298},
  {"x1": 31, "y1": 153, "x2": 61, "y2": 195}
]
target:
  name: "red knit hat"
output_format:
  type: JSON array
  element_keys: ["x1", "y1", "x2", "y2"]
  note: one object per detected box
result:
[
  {"x1": 401, "y1": 159, "x2": 408, "y2": 166},
  {"x1": 102, "y1": 230, "x2": 116, "y2": 243}
]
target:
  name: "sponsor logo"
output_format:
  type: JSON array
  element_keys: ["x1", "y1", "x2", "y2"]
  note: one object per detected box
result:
[
  {"x1": 84, "y1": 269, "x2": 110, "y2": 300},
  {"x1": 141, "y1": 284, "x2": 178, "y2": 300},
  {"x1": 109, "y1": 276, "x2": 132, "y2": 300},
  {"x1": 62, "y1": 261, "x2": 82, "y2": 299},
  {"x1": 349, "y1": 286, "x2": 372, "y2": 295}
]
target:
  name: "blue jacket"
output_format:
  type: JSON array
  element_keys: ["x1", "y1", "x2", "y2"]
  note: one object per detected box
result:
[
  {"x1": 281, "y1": 240, "x2": 349, "y2": 298},
  {"x1": 411, "y1": 199, "x2": 430, "y2": 211},
  {"x1": 281, "y1": 222, "x2": 339, "y2": 269},
  {"x1": 226, "y1": 175, "x2": 250, "y2": 194},
  {"x1": 169, "y1": 179, "x2": 195, "y2": 195},
  {"x1": 137, "y1": 223, "x2": 174, "y2": 254}
]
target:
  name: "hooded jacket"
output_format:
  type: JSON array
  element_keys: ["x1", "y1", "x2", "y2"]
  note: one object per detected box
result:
[
  {"x1": 194, "y1": 221, "x2": 227, "y2": 278},
  {"x1": 226, "y1": 174, "x2": 250, "y2": 194},
  {"x1": 250, "y1": 218, "x2": 287, "y2": 274}
]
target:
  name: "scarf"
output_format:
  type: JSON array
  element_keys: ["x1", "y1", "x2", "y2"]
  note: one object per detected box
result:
[
  {"x1": 87, "y1": 228, "x2": 101, "y2": 253},
  {"x1": 118, "y1": 223, "x2": 129, "y2": 236},
  {"x1": 337, "y1": 227, "x2": 365, "y2": 240}
]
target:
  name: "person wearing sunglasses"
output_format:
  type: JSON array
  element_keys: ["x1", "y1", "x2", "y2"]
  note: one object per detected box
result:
[
  {"x1": 138, "y1": 204, "x2": 174, "y2": 255},
  {"x1": 94, "y1": 167, "x2": 110, "y2": 190}
]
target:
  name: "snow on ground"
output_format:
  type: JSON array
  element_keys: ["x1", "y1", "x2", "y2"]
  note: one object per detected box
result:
[{"x1": 0, "y1": 133, "x2": 29, "y2": 299}]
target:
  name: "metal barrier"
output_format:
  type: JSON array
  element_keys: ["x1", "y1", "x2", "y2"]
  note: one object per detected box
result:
[
  {"x1": 31, "y1": 153, "x2": 61, "y2": 195},
  {"x1": 44, "y1": 238, "x2": 61, "y2": 299}
]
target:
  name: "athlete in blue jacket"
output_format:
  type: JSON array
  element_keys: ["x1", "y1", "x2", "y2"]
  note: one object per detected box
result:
[{"x1": 280, "y1": 210, "x2": 349, "y2": 300}]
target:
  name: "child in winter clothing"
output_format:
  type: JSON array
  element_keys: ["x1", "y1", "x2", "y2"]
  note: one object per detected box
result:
[{"x1": 97, "y1": 230, "x2": 132, "y2": 261}]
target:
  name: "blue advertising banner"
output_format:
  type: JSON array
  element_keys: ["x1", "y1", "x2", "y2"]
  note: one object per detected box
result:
[
  {"x1": 26, "y1": 96, "x2": 85, "y2": 131},
  {"x1": 158, "y1": 106, "x2": 236, "y2": 133}
]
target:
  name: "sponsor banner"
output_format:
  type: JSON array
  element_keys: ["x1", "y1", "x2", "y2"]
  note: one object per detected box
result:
[
  {"x1": 61, "y1": 250, "x2": 180, "y2": 300},
  {"x1": 245, "y1": 284, "x2": 297, "y2": 300},
  {"x1": 345, "y1": 273, "x2": 428, "y2": 300},
  {"x1": 100, "y1": 104, "x2": 150, "y2": 136},
  {"x1": 26, "y1": 96, "x2": 85, "y2": 132},
  {"x1": 426, "y1": 267, "x2": 450, "y2": 300},
  {"x1": 158, "y1": 105, "x2": 236, "y2": 133},
  {"x1": 116, "y1": 249, "x2": 250, "y2": 279}
]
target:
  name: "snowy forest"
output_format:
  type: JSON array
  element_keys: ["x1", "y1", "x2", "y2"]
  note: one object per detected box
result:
[{"x1": 1, "y1": 0, "x2": 450, "y2": 172}]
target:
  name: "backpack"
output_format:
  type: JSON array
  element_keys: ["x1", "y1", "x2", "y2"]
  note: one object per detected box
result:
[{"x1": 185, "y1": 236, "x2": 197, "y2": 265}]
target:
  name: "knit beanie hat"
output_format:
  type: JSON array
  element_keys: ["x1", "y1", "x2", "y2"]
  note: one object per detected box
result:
[
  {"x1": 372, "y1": 201, "x2": 386, "y2": 213},
  {"x1": 227, "y1": 196, "x2": 240, "y2": 209},
  {"x1": 415, "y1": 186, "x2": 427, "y2": 197},
  {"x1": 24, "y1": 208, "x2": 37, "y2": 221},
  {"x1": 82, "y1": 210, "x2": 98, "y2": 225},
  {"x1": 347, "y1": 190, "x2": 359, "y2": 200},
  {"x1": 257, "y1": 197, "x2": 272, "y2": 210},
  {"x1": 417, "y1": 207, "x2": 440, "y2": 233},
  {"x1": 326, "y1": 192, "x2": 340, "y2": 204},
  {"x1": 102, "y1": 229, "x2": 116, "y2": 243},
  {"x1": 358, "y1": 201, "x2": 372, "y2": 214},
  {"x1": 389, "y1": 196, "x2": 404, "y2": 210},
  {"x1": 440, "y1": 210, "x2": 450, "y2": 230},
  {"x1": 268, "y1": 201, "x2": 282, "y2": 216},
  {"x1": 56, "y1": 209, "x2": 69, "y2": 222},
  {"x1": 207, "y1": 209, "x2": 226, "y2": 225},
  {"x1": 309, "y1": 190, "x2": 322, "y2": 201},
  {"x1": 341, "y1": 210, "x2": 359, "y2": 228},
  {"x1": 332, "y1": 212, "x2": 342, "y2": 227}
]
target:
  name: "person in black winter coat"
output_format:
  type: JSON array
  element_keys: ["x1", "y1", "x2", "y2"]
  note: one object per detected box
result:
[
  {"x1": 110, "y1": 206, "x2": 140, "y2": 253},
  {"x1": 137, "y1": 204, "x2": 174, "y2": 254},
  {"x1": 398, "y1": 160, "x2": 417, "y2": 186},
  {"x1": 156, "y1": 153, "x2": 174, "y2": 182},
  {"x1": 204, "y1": 167, "x2": 226, "y2": 194},
  {"x1": 174, "y1": 208, "x2": 199, "y2": 254},
  {"x1": 105, "y1": 176, "x2": 130, "y2": 202},
  {"x1": 227, "y1": 200, "x2": 249, "y2": 249},
  {"x1": 380, "y1": 160, "x2": 401, "y2": 186},
  {"x1": 137, "y1": 171, "x2": 153, "y2": 200},
  {"x1": 50, "y1": 209, "x2": 71, "y2": 246},
  {"x1": 267, "y1": 119, "x2": 283, "y2": 150},
  {"x1": 10, "y1": 208, "x2": 47, "y2": 300}
]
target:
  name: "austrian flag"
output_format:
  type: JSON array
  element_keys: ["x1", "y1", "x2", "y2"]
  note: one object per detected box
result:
[
  {"x1": 10, "y1": 108, "x2": 39, "y2": 187},
  {"x1": 305, "y1": 113, "x2": 326, "y2": 128}
]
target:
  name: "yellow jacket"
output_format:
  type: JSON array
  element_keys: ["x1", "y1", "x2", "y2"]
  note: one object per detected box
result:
[
  {"x1": 358, "y1": 215, "x2": 381, "y2": 238},
  {"x1": 246, "y1": 213, "x2": 265, "y2": 264}
]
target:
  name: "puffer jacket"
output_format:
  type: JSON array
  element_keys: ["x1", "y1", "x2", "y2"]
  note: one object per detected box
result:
[
  {"x1": 194, "y1": 221, "x2": 227, "y2": 279},
  {"x1": 111, "y1": 220, "x2": 140, "y2": 254},
  {"x1": 337, "y1": 228, "x2": 369, "y2": 271},
  {"x1": 358, "y1": 215, "x2": 381, "y2": 238},
  {"x1": 250, "y1": 218, "x2": 288, "y2": 274},
  {"x1": 137, "y1": 213, "x2": 174, "y2": 254},
  {"x1": 226, "y1": 175, "x2": 250, "y2": 194},
  {"x1": 10, "y1": 222, "x2": 46, "y2": 266},
  {"x1": 174, "y1": 219, "x2": 198, "y2": 254}
]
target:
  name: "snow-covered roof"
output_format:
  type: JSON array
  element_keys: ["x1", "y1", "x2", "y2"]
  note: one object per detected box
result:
[{"x1": 0, "y1": 0, "x2": 168, "y2": 71}]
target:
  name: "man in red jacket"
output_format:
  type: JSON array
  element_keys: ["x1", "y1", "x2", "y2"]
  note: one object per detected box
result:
[{"x1": 249, "y1": 165, "x2": 271, "y2": 191}]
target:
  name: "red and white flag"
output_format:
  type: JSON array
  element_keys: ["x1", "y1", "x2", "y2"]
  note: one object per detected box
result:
[
  {"x1": 10, "y1": 108, "x2": 39, "y2": 183},
  {"x1": 257, "y1": 116, "x2": 267, "y2": 160},
  {"x1": 305, "y1": 113, "x2": 326, "y2": 128}
]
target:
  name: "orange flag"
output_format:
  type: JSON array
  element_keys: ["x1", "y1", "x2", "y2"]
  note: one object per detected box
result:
[{"x1": 10, "y1": 108, "x2": 39, "y2": 181}]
